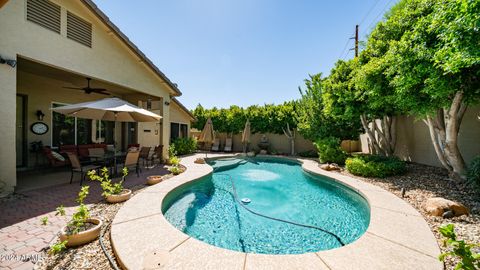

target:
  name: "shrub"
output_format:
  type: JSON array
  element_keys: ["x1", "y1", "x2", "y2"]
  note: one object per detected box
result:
[
  {"x1": 171, "y1": 137, "x2": 197, "y2": 156},
  {"x1": 466, "y1": 156, "x2": 480, "y2": 190},
  {"x1": 169, "y1": 156, "x2": 180, "y2": 166},
  {"x1": 314, "y1": 137, "x2": 347, "y2": 164},
  {"x1": 438, "y1": 224, "x2": 480, "y2": 270},
  {"x1": 168, "y1": 144, "x2": 176, "y2": 158},
  {"x1": 168, "y1": 165, "x2": 182, "y2": 175},
  {"x1": 88, "y1": 167, "x2": 128, "y2": 197},
  {"x1": 345, "y1": 154, "x2": 406, "y2": 178}
]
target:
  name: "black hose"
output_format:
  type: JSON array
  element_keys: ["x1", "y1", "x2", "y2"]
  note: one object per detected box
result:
[
  {"x1": 99, "y1": 211, "x2": 121, "y2": 270},
  {"x1": 216, "y1": 173, "x2": 345, "y2": 246}
]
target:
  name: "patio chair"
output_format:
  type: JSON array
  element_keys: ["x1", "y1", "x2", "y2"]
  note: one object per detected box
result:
[
  {"x1": 147, "y1": 145, "x2": 163, "y2": 167},
  {"x1": 88, "y1": 148, "x2": 105, "y2": 163},
  {"x1": 224, "y1": 138, "x2": 233, "y2": 152},
  {"x1": 119, "y1": 151, "x2": 140, "y2": 177},
  {"x1": 211, "y1": 138, "x2": 220, "y2": 152},
  {"x1": 139, "y1": 146, "x2": 151, "y2": 167},
  {"x1": 42, "y1": 147, "x2": 67, "y2": 167},
  {"x1": 66, "y1": 152, "x2": 101, "y2": 186}
]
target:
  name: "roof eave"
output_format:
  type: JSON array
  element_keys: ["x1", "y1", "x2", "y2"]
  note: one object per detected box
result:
[{"x1": 81, "y1": 0, "x2": 182, "y2": 97}]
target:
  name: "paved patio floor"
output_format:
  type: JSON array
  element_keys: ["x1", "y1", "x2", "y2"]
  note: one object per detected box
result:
[{"x1": 0, "y1": 165, "x2": 169, "y2": 270}]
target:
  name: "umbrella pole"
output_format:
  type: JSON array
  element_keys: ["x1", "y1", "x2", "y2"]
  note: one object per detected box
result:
[{"x1": 114, "y1": 113, "x2": 117, "y2": 176}]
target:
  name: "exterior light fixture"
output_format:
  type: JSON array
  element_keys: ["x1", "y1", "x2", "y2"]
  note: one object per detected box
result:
[
  {"x1": 0, "y1": 56, "x2": 17, "y2": 68},
  {"x1": 36, "y1": 110, "x2": 45, "y2": 121}
]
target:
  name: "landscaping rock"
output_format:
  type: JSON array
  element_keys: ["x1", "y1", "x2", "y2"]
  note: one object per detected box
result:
[
  {"x1": 194, "y1": 158, "x2": 206, "y2": 164},
  {"x1": 320, "y1": 163, "x2": 341, "y2": 171},
  {"x1": 424, "y1": 197, "x2": 469, "y2": 217},
  {"x1": 442, "y1": 210, "x2": 454, "y2": 219}
]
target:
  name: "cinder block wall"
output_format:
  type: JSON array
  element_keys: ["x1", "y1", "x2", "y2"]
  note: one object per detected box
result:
[{"x1": 360, "y1": 106, "x2": 480, "y2": 167}]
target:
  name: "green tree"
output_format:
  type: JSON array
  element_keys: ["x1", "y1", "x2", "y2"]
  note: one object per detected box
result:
[
  {"x1": 383, "y1": 0, "x2": 480, "y2": 179},
  {"x1": 296, "y1": 73, "x2": 361, "y2": 141}
]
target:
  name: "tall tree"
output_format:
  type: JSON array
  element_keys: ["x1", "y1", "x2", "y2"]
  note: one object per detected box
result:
[
  {"x1": 384, "y1": 0, "x2": 480, "y2": 179},
  {"x1": 296, "y1": 73, "x2": 361, "y2": 141}
]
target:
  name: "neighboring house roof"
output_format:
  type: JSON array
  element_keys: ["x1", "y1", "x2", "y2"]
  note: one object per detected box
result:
[
  {"x1": 81, "y1": 0, "x2": 182, "y2": 97},
  {"x1": 172, "y1": 97, "x2": 196, "y2": 121}
]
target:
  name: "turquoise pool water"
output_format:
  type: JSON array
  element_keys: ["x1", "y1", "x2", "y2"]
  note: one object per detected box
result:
[{"x1": 162, "y1": 157, "x2": 370, "y2": 254}]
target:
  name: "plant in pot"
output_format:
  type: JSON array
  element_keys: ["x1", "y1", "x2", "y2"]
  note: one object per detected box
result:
[
  {"x1": 167, "y1": 155, "x2": 183, "y2": 175},
  {"x1": 88, "y1": 167, "x2": 131, "y2": 203},
  {"x1": 54, "y1": 186, "x2": 103, "y2": 249},
  {"x1": 166, "y1": 144, "x2": 177, "y2": 165}
]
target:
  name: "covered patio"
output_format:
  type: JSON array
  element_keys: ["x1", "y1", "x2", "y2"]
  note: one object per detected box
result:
[{"x1": 14, "y1": 57, "x2": 169, "y2": 190}]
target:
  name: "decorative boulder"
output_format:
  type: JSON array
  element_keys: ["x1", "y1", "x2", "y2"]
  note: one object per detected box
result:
[
  {"x1": 247, "y1": 151, "x2": 256, "y2": 157},
  {"x1": 424, "y1": 197, "x2": 469, "y2": 217},
  {"x1": 194, "y1": 158, "x2": 206, "y2": 164},
  {"x1": 320, "y1": 163, "x2": 341, "y2": 171}
]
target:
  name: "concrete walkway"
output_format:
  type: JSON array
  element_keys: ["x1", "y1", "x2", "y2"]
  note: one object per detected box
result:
[
  {"x1": 0, "y1": 166, "x2": 169, "y2": 270},
  {"x1": 111, "y1": 154, "x2": 443, "y2": 270}
]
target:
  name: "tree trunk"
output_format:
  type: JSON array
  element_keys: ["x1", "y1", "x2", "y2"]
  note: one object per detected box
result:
[
  {"x1": 424, "y1": 91, "x2": 467, "y2": 181},
  {"x1": 360, "y1": 114, "x2": 397, "y2": 156}
]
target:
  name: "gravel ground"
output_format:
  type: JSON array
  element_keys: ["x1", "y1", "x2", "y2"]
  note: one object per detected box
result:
[
  {"x1": 34, "y1": 162, "x2": 478, "y2": 270},
  {"x1": 340, "y1": 162, "x2": 480, "y2": 270},
  {"x1": 34, "y1": 173, "x2": 175, "y2": 270}
]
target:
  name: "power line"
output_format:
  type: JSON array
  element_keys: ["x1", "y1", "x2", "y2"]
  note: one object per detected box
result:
[
  {"x1": 338, "y1": 38, "x2": 353, "y2": 60},
  {"x1": 365, "y1": 0, "x2": 394, "y2": 33},
  {"x1": 359, "y1": 0, "x2": 381, "y2": 26}
]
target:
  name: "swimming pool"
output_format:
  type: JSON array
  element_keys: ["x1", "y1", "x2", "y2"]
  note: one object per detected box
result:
[{"x1": 162, "y1": 157, "x2": 370, "y2": 254}]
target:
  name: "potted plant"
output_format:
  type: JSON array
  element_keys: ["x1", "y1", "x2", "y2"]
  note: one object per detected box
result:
[
  {"x1": 146, "y1": 175, "x2": 163, "y2": 185},
  {"x1": 57, "y1": 186, "x2": 103, "y2": 248},
  {"x1": 165, "y1": 144, "x2": 176, "y2": 165},
  {"x1": 88, "y1": 167, "x2": 131, "y2": 203},
  {"x1": 168, "y1": 165, "x2": 182, "y2": 175}
]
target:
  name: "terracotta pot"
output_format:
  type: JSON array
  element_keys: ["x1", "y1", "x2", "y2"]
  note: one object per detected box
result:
[
  {"x1": 147, "y1": 175, "x2": 163, "y2": 185},
  {"x1": 105, "y1": 189, "x2": 132, "y2": 203},
  {"x1": 59, "y1": 218, "x2": 103, "y2": 247}
]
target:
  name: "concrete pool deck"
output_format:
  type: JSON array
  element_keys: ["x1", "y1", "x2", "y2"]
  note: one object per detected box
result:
[{"x1": 110, "y1": 153, "x2": 443, "y2": 270}]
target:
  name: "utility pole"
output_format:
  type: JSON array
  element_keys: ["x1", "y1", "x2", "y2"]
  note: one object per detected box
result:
[
  {"x1": 349, "y1": 25, "x2": 359, "y2": 58},
  {"x1": 355, "y1": 24, "x2": 359, "y2": 58}
]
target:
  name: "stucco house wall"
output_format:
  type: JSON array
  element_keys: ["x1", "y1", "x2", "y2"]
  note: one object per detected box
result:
[{"x1": 0, "y1": 0, "x2": 190, "y2": 193}]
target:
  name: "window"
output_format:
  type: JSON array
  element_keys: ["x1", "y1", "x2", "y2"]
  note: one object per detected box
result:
[
  {"x1": 51, "y1": 103, "x2": 114, "y2": 146},
  {"x1": 52, "y1": 103, "x2": 76, "y2": 146},
  {"x1": 170, "y1": 122, "x2": 188, "y2": 142}
]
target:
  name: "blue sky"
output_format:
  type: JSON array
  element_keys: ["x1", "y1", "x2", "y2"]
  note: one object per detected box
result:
[{"x1": 94, "y1": 0, "x2": 397, "y2": 109}]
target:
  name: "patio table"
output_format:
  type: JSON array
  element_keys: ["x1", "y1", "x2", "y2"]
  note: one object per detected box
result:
[{"x1": 88, "y1": 152, "x2": 126, "y2": 176}]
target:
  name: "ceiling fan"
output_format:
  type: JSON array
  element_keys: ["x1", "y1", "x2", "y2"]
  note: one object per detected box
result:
[{"x1": 63, "y1": 77, "x2": 110, "y2": 95}]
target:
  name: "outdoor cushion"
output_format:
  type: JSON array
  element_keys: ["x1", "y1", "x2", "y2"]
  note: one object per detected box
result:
[{"x1": 51, "y1": 150, "x2": 66, "y2": 162}]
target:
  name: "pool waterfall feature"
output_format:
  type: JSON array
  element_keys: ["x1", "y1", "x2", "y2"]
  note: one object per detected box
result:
[{"x1": 162, "y1": 157, "x2": 370, "y2": 254}]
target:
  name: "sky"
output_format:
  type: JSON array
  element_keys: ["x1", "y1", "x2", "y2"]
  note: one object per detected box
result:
[{"x1": 94, "y1": 0, "x2": 398, "y2": 110}]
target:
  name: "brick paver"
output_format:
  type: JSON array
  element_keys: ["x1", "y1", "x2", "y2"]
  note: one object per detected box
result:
[{"x1": 0, "y1": 166, "x2": 169, "y2": 269}]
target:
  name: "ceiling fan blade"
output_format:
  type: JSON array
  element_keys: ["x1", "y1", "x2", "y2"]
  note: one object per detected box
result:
[
  {"x1": 88, "y1": 88, "x2": 107, "y2": 91},
  {"x1": 63, "y1": 86, "x2": 83, "y2": 90},
  {"x1": 94, "y1": 91, "x2": 110, "y2": 96}
]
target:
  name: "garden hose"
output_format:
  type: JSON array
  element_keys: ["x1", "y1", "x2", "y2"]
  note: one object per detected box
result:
[
  {"x1": 216, "y1": 173, "x2": 345, "y2": 246},
  {"x1": 99, "y1": 208, "x2": 121, "y2": 270}
]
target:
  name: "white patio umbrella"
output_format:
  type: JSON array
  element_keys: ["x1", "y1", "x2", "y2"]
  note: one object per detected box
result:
[
  {"x1": 51, "y1": 97, "x2": 161, "y2": 122},
  {"x1": 242, "y1": 120, "x2": 251, "y2": 153},
  {"x1": 51, "y1": 97, "x2": 161, "y2": 173}
]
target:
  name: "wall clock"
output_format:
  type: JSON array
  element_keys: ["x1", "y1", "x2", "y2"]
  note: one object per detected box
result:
[{"x1": 31, "y1": 122, "x2": 49, "y2": 135}]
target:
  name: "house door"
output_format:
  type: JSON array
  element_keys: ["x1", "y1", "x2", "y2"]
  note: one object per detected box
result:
[{"x1": 16, "y1": 95, "x2": 27, "y2": 167}]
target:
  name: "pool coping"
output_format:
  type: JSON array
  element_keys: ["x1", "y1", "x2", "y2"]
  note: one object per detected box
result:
[{"x1": 110, "y1": 153, "x2": 443, "y2": 270}]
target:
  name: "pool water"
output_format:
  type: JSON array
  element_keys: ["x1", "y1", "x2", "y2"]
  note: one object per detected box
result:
[{"x1": 162, "y1": 157, "x2": 370, "y2": 254}]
